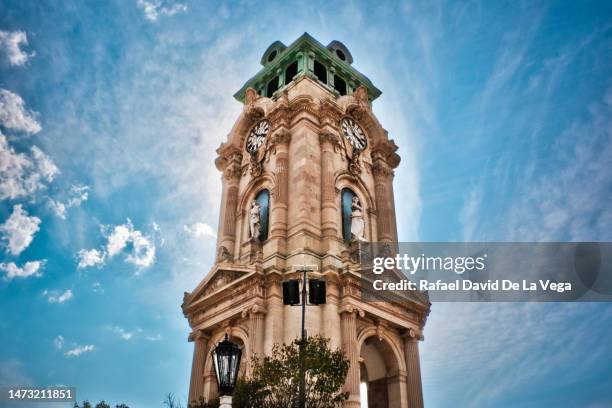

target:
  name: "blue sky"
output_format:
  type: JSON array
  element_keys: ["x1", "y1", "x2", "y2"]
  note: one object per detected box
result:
[{"x1": 0, "y1": 1, "x2": 611, "y2": 407}]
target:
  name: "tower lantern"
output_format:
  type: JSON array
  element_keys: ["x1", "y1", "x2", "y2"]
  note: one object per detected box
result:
[{"x1": 182, "y1": 33, "x2": 430, "y2": 408}]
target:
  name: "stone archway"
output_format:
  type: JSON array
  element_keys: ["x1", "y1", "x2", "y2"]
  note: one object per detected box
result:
[{"x1": 359, "y1": 336, "x2": 404, "y2": 408}]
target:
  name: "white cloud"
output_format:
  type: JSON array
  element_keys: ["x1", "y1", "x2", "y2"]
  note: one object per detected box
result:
[
  {"x1": 183, "y1": 222, "x2": 216, "y2": 239},
  {"x1": 0, "y1": 204, "x2": 41, "y2": 255},
  {"x1": 0, "y1": 89, "x2": 41, "y2": 134},
  {"x1": 137, "y1": 0, "x2": 187, "y2": 22},
  {"x1": 53, "y1": 335, "x2": 64, "y2": 350},
  {"x1": 106, "y1": 222, "x2": 132, "y2": 257},
  {"x1": 106, "y1": 219, "x2": 156, "y2": 268},
  {"x1": 45, "y1": 289, "x2": 73, "y2": 304},
  {"x1": 64, "y1": 344, "x2": 95, "y2": 357},
  {"x1": 0, "y1": 133, "x2": 59, "y2": 200},
  {"x1": 0, "y1": 260, "x2": 43, "y2": 280},
  {"x1": 107, "y1": 326, "x2": 136, "y2": 341},
  {"x1": 76, "y1": 219, "x2": 156, "y2": 271},
  {"x1": 0, "y1": 30, "x2": 34, "y2": 66},
  {"x1": 76, "y1": 248, "x2": 105, "y2": 269}
]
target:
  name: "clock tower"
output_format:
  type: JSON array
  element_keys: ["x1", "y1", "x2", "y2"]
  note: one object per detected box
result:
[{"x1": 182, "y1": 33, "x2": 430, "y2": 408}]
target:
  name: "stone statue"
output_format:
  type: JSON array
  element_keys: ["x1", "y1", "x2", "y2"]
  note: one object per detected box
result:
[
  {"x1": 249, "y1": 200, "x2": 261, "y2": 240},
  {"x1": 350, "y1": 196, "x2": 365, "y2": 241}
]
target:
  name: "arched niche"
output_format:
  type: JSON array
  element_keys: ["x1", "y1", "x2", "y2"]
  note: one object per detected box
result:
[
  {"x1": 336, "y1": 173, "x2": 376, "y2": 243},
  {"x1": 237, "y1": 174, "x2": 274, "y2": 244},
  {"x1": 254, "y1": 189, "x2": 270, "y2": 241}
]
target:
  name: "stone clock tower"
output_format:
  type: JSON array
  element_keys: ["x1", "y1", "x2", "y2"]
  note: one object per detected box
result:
[{"x1": 182, "y1": 33, "x2": 430, "y2": 408}]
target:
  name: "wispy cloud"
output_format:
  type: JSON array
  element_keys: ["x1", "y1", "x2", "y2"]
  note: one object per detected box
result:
[
  {"x1": 503, "y1": 86, "x2": 612, "y2": 241},
  {"x1": 0, "y1": 204, "x2": 41, "y2": 255},
  {"x1": 107, "y1": 326, "x2": 137, "y2": 341},
  {"x1": 43, "y1": 289, "x2": 73, "y2": 304},
  {"x1": 48, "y1": 184, "x2": 89, "y2": 219},
  {"x1": 0, "y1": 30, "x2": 35, "y2": 66},
  {"x1": 183, "y1": 222, "x2": 216, "y2": 239},
  {"x1": 64, "y1": 344, "x2": 95, "y2": 357},
  {"x1": 136, "y1": 0, "x2": 187, "y2": 22},
  {"x1": 53, "y1": 335, "x2": 65, "y2": 350}
]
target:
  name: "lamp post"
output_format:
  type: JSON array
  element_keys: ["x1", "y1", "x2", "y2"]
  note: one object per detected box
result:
[
  {"x1": 283, "y1": 265, "x2": 326, "y2": 408},
  {"x1": 211, "y1": 334, "x2": 242, "y2": 408}
]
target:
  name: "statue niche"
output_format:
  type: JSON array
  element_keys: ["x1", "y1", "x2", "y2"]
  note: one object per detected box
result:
[
  {"x1": 341, "y1": 188, "x2": 366, "y2": 242},
  {"x1": 248, "y1": 189, "x2": 270, "y2": 241}
]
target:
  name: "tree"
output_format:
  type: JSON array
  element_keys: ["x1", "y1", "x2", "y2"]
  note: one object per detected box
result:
[
  {"x1": 95, "y1": 402, "x2": 110, "y2": 408},
  {"x1": 233, "y1": 335, "x2": 349, "y2": 408},
  {"x1": 188, "y1": 396, "x2": 220, "y2": 408}
]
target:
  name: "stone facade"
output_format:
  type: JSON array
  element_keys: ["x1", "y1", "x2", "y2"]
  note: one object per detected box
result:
[{"x1": 182, "y1": 33, "x2": 430, "y2": 408}]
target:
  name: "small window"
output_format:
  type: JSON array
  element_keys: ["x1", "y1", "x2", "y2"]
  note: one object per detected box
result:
[
  {"x1": 334, "y1": 75, "x2": 347, "y2": 96},
  {"x1": 336, "y1": 49, "x2": 346, "y2": 61},
  {"x1": 268, "y1": 50, "x2": 277, "y2": 62},
  {"x1": 285, "y1": 61, "x2": 298, "y2": 85},
  {"x1": 341, "y1": 188, "x2": 356, "y2": 242},
  {"x1": 255, "y1": 189, "x2": 270, "y2": 241},
  {"x1": 314, "y1": 60, "x2": 327, "y2": 85},
  {"x1": 266, "y1": 76, "x2": 279, "y2": 97}
]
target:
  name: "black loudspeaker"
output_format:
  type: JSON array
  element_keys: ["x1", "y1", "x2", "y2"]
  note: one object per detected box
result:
[
  {"x1": 308, "y1": 279, "x2": 326, "y2": 305},
  {"x1": 283, "y1": 280, "x2": 300, "y2": 305}
]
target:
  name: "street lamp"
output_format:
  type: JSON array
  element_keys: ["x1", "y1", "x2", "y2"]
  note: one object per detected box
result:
[
  {"x1": 283, "y1": 265, "x2": 326, "y2": 408},
  {"x1": 211, "y1": 334, "x2": 242, "y2": 408}
]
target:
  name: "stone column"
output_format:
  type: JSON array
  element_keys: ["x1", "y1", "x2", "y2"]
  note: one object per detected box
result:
[
  {"x1": 319, "y1": 132, "x2": 341, "y2": 242},
  {"x1": 188, "y1": 330, "x2": 210, "y2": 405},
  {"x1": 403, "y1": 329, "x2": 424, "y2": 408},
  {"x1": 269, "y1": 131, "x2": 291, "y2": 245},
  {"x1": 219, "y1": 153, "x2": 242, "y2": 260},
  {"x1": 340, "y1": 306, "x2": 363, "y2": 408},
  {"x1": 243, "y1": 303, "x2": 266, "y2": 374},
  {"x1": 372, "y1": 158, "x2": 396, "y2": 243}
]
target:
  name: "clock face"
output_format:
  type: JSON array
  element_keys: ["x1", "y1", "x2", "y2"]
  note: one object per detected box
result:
[
  {"x1": 341, "y1": 117, "x2": 367, "y2": 150},
  {"x1": 246, "y1": 120, "x2": 270, "y2": 154}
]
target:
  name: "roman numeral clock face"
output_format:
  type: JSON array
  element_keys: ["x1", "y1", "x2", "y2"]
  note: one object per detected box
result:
[
  {"x1": 341, "y1": 117, "x2": 367, "y2": 150},
  {"x1": 246, "y1": 119, "x2": 270, "y2": 154}
]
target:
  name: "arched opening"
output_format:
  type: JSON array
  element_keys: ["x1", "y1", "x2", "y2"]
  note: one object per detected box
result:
[
  {"x1": 313, "y1": 60, "x2": 327, "y2": 85},
  {"x1": 341, "y1": 188, "x2": 356, "y2": 242},
  {"x1": 285, "y1": 60, "x2": 298, "y2": 85},
  {"x1": 360, "y1": 337, "x2": 403, "y2": 408},
  {"x1": 254, "y1": 189, "x2": 270, "y2": 241},
  {"x1": 334, "y1": 74, "x2": 347, "y2": 96},
  {"x1": 266, "y1": 76, "x2": 279, "y2": 97}
]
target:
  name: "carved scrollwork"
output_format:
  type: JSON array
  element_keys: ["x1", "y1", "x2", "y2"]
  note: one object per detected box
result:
[{"x1": 348, "y1": 150, "x2": 362, "y2": 175}]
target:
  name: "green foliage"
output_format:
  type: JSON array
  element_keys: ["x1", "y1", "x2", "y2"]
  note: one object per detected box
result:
[
  {"x1": 73, "y1": 401, "x2": 129, "y2": 408},
  {"x1": 187, "y1": 396, "x2": 220, "y2": 408},
  {"x1": 233, "y1": 335, "x2": 349, "y2": 408}
]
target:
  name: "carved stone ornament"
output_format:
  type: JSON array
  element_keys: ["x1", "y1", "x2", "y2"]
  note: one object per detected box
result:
[
  {"x1": 217, "y1": 246, "x2": 233, "y2": 262},
  {"x1": 244, "y1": 87, "x2": 259, "y2": 105},
  {"x1": 249, "y1": 154, "x2": 263, "y2": 177},
  {"x1": 249, "y1": 200, "x2": 262, "y2": 240},
  {"x1": 348, "y1": 150, "x2": 362, "y2": 175}
]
